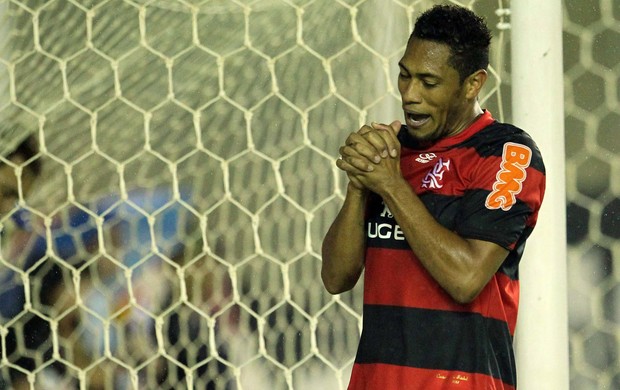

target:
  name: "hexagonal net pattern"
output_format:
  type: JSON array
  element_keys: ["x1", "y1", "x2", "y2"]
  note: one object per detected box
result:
[
  {"x1": 0, "y1": 0, "x2": 511, "y2": 389},
  {"x1": 563, "y1": 0, "x2": 620, "y2": 388}
]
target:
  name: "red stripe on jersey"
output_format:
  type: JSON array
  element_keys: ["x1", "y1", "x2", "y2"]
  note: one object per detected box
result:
[
  {"x1": 348, "y1": 363, "x2": 516, "y2": 390},
  {"x1": 401, "y1": 147, "x2": 546, "y2": 214},
  {"x1": 430, "y1": 110, "x2": 496, "y2": 150},
  {"x1": 364, "y1": 247, "x2": 519, "y2": 334},
  {"x1": 464, "y1": 153, "x2": 547, "y2": 214}
]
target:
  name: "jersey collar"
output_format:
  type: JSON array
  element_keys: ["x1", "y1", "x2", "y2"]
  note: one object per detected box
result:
[{"x1": 398, "y1": 110, "x2": 495, "y2": 151}]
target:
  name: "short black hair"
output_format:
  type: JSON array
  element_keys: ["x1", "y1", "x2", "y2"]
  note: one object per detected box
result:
[
  {"x1": 8, "y1": 135, "x2": 41, "y2": 176},
  {"x1": 411, "y1": 5, "x2": 492, "y2": 82}
]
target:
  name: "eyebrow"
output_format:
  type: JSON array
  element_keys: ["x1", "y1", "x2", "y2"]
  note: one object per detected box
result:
[{"x1": 398, "y1": 63, "x2": 442, "y2": 80}]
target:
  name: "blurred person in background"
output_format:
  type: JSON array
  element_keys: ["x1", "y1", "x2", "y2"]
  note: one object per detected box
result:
[
  {"x1": 0, "y1": 131, "x2": 50, "y2": 390},
  {"x1": 0, "y1": 130, "x2": 237, "y2": 389},
  {"x1": 0, "y1": 132, "x2": 85, "y2": 389}
]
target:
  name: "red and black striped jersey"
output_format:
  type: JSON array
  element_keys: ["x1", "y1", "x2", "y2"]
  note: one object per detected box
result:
[{"x1": 349, "y1": 110, "x2": 546, "y2": 390}]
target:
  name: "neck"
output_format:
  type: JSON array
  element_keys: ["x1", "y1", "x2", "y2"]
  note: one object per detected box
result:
[{"x1": 454, "y1": 102, "x2": 484, "y2": 135}]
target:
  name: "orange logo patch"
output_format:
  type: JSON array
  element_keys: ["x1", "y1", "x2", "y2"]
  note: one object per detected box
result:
[{"x1": 485, "y1": 143, "x2": 532, "y2": 211}]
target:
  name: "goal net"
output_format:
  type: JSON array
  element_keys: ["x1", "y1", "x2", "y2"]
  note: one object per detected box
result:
[{"x1": 0, "y1": 0, "x2": 512, "y2": 389}]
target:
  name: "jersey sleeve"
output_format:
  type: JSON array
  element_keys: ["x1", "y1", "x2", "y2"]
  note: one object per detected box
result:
[{"x1": 455, "y1": 136, "x2": 546, "y2": 251}]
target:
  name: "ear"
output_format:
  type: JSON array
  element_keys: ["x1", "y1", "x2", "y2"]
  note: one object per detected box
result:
[{"x1": 464, "y1": 69, "x2": 487, "y2": 100}]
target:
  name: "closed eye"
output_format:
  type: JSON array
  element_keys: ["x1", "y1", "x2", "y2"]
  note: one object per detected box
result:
[{"x1": 422, "y1": 79, "x2": 438, "y2": 88}]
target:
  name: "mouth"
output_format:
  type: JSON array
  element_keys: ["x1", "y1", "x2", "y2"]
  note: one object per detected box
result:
[{"x1": 405, "y1": 111, "x2": 431, "y2": 128}]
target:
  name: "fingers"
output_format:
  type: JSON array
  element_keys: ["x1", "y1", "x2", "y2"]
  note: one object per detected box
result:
[
  {"x1": 344, "y1": 128, "x2": 382, "y2": 164},
  {"x1": 370, "y1": 120, "x2": 402, "y2": 135},
  {"x1": 337, "y1": 121, "x2": 402, "y2": 174},
  {"x1": 368, "y1": 122, "x2": 401, "y2": 158},
  {"x1": 337, "y1": 147, "x2": 375, "y2": 173},
  {"x1": 357, "y1": 121, "x2": 401, "y2": 159}
]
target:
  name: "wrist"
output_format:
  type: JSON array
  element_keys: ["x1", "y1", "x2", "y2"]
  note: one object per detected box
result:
[
  {"x1": 346, "y1": 182, "x2": 368, "y2": 199},
  {"x1": 376, "y1": 176, "x2": 408, "y2": 199}
]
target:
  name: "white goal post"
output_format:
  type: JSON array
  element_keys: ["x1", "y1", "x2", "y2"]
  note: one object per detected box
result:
[{"x1": 512, "y1": 0, "x2": 569, "y2": 388}]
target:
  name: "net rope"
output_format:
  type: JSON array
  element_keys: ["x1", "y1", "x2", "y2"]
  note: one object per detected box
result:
[
  {"x1": 0, "y1": 0, "x2": 515, "y2": 389},
  {"x1": 562, "y1": 0, "x2": 620, "y2": 388}
]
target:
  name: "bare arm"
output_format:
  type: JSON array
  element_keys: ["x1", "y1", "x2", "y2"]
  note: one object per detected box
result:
[
  {"x1": 320, "y1": 183, "x2": 368, "y2": 294},
  {"x1": 321, "y1": 124, "x2": 390, "y2": 294},
  {"x1": 378, "y1": 177, "x2": 508, "y2": 303}
]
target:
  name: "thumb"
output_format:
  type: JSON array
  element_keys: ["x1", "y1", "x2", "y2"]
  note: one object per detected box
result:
[
  {"x1": 371, "y1": 120, "x2": 401, "y2": 133},
  {"x1": 388, "y1": 120, "x2": 402, "y2": 134}
]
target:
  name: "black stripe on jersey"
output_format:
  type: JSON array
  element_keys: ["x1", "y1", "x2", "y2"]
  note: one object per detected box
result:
[
  {"x1": 420, "y1": 191, "x2": 532, "y2": 250},
  {"x1": 365, "y1": 191, "x2": 532, "y2": 254},
  {"x1": 455, "y1": 122, "x2": 546, "y2": 174},
  {"x1": 365, "y1": 194, "x2": 412, "y2": 251},
  {"x1": 451, "y1": 189, "x2": 532, "y2": 249},
  {"x1": 498, "y1": 224, "x2": 535, "y2": 280},
  {"x1": 366, "y1": 221, "x2": 411, "y2": 250},
  {"x1": 356, "y1": 304, "x2": 516, "y2": 386}
]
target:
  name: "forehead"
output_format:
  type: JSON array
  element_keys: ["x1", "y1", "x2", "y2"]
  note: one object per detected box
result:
[{"x1": 400, "y1": 38, "x2": 457, "y2": 77}]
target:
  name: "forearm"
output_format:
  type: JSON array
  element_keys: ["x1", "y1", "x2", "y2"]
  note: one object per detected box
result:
[
  {"x1": 321, "y1": 185, "x2": 368, "y2": 294},
  {"x1": 378, "y1": 178, "x2": 505, "y2": 303}
]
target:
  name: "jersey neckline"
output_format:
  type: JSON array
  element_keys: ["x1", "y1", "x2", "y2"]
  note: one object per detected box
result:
[{"x1": 398, "y1": 110, "x2": 495, "y2": 152}]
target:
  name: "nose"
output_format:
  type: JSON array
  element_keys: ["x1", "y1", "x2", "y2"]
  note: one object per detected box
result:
[{"x1": 400, "y1": 78, "x2": 423, "y2": 104}]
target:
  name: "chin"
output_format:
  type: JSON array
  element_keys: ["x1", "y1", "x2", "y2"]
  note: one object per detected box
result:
[{"x1": 408, "y1": 128, "x2": 439, "y2": 144}]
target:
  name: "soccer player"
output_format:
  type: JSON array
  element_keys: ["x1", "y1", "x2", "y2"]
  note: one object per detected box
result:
[
  {"x1": 321, "y1": 5, "x2": 545, "y2": 389},
  {"x1": 0, "y1": 134, "x2": 39, "y2": 215},
  {"x1": 0, "y1": 133, "x2": 43, "y2": 390}
]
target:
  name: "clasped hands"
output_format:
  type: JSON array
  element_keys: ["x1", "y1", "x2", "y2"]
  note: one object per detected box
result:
[{"x1": 336, "y1": 120, "x2": 402, "y2": 193}]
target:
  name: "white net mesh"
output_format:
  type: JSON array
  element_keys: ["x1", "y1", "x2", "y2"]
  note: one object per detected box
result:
[
  {"x1": 563, "y1": 0, "x2": 620, "y2": 388},
  {"x1": 0, "y1": 0, "x2": 576, "y2": 389}
]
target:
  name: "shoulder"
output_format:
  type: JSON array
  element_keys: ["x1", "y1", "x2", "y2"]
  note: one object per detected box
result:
[{"x1": 456, "y1": 121, "x2": 545, "y2": 173}]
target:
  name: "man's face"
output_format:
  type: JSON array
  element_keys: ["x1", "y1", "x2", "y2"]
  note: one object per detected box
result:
[
  {"x1": 0, "y1": 159, "x2": 35, "y2": 215},
  {"x1": 397, "y1": 38, "x2": 472, "y2": 144}
]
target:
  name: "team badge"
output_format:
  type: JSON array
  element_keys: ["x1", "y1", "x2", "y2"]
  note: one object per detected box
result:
[
  {"x1": 421, "y1": 158, "x2": 450, "y2": 189},
  {"x1": 416, "y1": 153, "x2": 437, "y2": 164}
]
